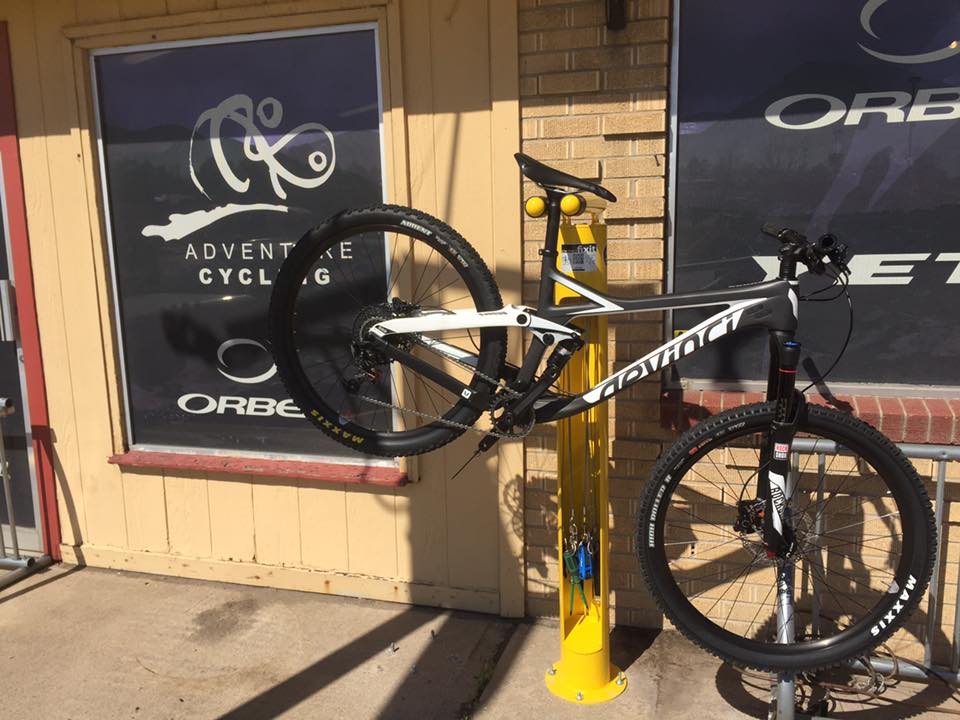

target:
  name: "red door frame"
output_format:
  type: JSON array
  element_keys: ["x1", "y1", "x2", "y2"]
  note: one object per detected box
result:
[{"x1": 0, "y1": 22, "x2": 61, "y2": 560}]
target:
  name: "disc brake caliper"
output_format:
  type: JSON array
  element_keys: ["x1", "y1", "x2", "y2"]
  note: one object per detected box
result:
[{"x1": 733, "y1": 498, "x2": 765, "y2": 535}]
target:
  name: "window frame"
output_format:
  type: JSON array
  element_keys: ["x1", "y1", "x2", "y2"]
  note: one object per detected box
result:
[{"x1": 70, "y1": 4, "x2": 413, "y2": 480}]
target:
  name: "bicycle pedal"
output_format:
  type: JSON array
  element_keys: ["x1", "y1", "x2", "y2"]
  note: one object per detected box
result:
[{"x1": 478, "y1": 434, "x2": 500, "y2": 452}]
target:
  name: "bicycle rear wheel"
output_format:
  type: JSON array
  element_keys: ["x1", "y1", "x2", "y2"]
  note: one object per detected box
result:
[
  {"x1": 637, "y1": 401, "x2": 935, "y2": 672},
  {"x1": 269, "y1": 205, "x2": 506, "y2": 457}
]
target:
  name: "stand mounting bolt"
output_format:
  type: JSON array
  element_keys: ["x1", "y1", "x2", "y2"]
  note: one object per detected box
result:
[
  {"x1": 547, "y1": 667, "x2": 556, "y2": 676},
  {"x1": 616, "y1": 672, "x2": 625, "y2": 686},
  {"x1": 576, "y1": 692, "x2": 583, "y2": 701}
]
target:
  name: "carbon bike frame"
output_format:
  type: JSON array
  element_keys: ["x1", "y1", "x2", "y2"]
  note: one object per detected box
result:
[
  {"x1": 370, "y1": 188, "x2": 807, "y2": 553},
  {"x1": 371, "y1": 188, "x2": 802, "y2": 425}
]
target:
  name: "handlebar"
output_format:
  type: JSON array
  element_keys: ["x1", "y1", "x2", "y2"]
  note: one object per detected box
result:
[{"x1": 761, "y1": 223, "x2": 849, "y2": 277}]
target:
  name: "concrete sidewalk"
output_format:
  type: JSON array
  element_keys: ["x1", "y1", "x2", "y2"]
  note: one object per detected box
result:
[{"x1": 0, "y1": 565, "x2": 953, "y2": 719}]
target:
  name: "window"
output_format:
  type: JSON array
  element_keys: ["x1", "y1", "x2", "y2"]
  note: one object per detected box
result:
[
  {"x1": 669, "y1": 0, "x2": 960, "y2": 387},
  {"x1": 93, "y1": 24, "x2": 387, "y2": 458}
]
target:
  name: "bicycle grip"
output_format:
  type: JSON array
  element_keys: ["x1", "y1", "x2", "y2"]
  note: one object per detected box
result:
[{"x1": 761, "y1": 223, "x2": 782, "y2": 239}]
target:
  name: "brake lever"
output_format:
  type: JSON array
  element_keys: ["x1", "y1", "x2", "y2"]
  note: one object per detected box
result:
[{"x1": 762, "y1": 223, "x2": 806, "y2": 245}]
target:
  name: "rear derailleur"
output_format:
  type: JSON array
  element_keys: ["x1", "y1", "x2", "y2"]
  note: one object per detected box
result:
[{"x1": 348, "y1": 298, "x2": 421, "y2": 384}]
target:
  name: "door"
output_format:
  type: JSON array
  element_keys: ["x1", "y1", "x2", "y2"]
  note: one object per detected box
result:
[
  {"x1": 0, "y1": 162, "x2": 39, "y2": 553},
  {"x1": 0, "y1": 21, "x2": 58, "y2": 559}
]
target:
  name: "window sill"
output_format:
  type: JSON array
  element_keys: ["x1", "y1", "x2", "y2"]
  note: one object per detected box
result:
[{"x1": 108, "y1": 450, "x2": 408, "y2": 486}]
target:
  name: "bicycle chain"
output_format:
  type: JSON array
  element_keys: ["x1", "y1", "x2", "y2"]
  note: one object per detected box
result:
[
  {"x1": 356, "y1": 392, "x2": 532, "y2": 439},
  {"x1": 356, "y1": 341, "x2": 534, "y2": 439}
]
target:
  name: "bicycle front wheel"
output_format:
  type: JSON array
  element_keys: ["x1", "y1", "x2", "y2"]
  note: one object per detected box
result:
[
  {"x1": 637, "y1": 402, "x2": 935, "y2": 672},
  {"x1": 269, "y1": 205, "x2": 506, "y2": 457}
]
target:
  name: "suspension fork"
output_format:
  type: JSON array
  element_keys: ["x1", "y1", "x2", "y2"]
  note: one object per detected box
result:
[{"x1": 759, "y1": 330, "x2": 804, "y2": 556}]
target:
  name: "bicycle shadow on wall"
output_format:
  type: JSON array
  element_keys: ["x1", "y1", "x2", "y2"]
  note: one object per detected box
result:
[{"x1": 605, "y1": 280, "x2": 678, "y2": 635}]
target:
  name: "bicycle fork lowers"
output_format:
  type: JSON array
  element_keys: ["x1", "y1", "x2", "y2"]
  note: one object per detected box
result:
[
  {"x1": 743, "y1": 225, "x2": 840, "y2": 564},
  {"x1": 754, "y1": 331, "x2": 803, "y2": 560}
]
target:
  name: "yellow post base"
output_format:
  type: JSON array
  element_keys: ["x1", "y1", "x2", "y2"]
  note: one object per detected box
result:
[
  {"x1": 545, "y1": 578, "x2": 628, "y2": 704},
  {"x1": 544, "y1": 663, "x2": 626, "y2": 705},
  {"x1": 545, "y1": 577, "x2": 626, "y2": 703},
  {"x1": 545, "y1": 608, "x2": 627, "y2": 703}
]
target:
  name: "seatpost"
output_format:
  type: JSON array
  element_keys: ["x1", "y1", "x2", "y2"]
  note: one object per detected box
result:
[{"x1": 537, "y1": 189, "x2": 564, "y2": 312}]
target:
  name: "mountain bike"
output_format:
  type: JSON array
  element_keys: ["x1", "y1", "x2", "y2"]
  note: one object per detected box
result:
[{"x1": 268, "y1": 152, "x2": 936, "y2": 673}]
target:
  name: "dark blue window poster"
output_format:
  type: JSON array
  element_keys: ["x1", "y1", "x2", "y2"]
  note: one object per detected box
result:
[
  {"x1": 94, "y1": 25, "x2": 387, "y2": 457},
  {"x1": 672, "y1": 1, "x2": 960, "y2": 386}
]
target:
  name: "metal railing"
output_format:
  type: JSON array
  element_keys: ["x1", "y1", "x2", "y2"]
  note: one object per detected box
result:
[
  {"x1": 771, "y1": 440, "x2": 960, "y2": 720},
  {"x1": 0, "y1": 398, "x2": 51, "y2": 591}
]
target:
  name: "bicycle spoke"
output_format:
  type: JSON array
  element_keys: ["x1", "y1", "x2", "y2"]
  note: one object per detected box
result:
[
  {"x1": 702, "y1": 554, "x2": 761, "y2": 622},
  {"x1": 687, "y1": 462, "x2": 743, "y2": 508},
  {"x1": 746, "y1": 581, "x2": 777, "y2": 638}
]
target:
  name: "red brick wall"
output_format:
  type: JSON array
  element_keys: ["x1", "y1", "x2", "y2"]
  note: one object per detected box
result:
[{"x1": 663, "y1": 390, "x2": 960, "y2": 445}]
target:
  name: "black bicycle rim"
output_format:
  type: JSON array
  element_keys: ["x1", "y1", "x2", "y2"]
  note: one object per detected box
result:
[
  {"x1": 643, "y1": 405, "x2": 931, "y2": 670},
  {"x1": 270, "y1": 209, "x2": 505, "y2": 456}
]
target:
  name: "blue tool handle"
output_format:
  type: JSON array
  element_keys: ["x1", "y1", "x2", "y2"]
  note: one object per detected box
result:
[{"x1": 577, "y1": 542, "x2": 593, "y2": 580}]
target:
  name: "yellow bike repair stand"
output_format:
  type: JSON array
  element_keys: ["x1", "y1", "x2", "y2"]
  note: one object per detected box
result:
[{"x1": 544, "y1": 213, "x2": 626, "y2": 704}]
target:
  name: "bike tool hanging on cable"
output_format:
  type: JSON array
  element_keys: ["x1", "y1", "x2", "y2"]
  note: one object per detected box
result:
[
  {"x1": 577, "y1": 356, "x2": 596, "y2": 596},
  {"x1": 563, "y1": 412, "x2": 590, "y2": 616}
]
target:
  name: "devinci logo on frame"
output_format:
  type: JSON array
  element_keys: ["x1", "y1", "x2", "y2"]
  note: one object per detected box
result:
[{"x1": 582, "y1": 299, "x2": 762, "y2": 405}]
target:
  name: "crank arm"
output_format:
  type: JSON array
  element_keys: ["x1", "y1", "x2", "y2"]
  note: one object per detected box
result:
[{"x1": 500, "y1": 338, "x2": 581, "y2": 421}]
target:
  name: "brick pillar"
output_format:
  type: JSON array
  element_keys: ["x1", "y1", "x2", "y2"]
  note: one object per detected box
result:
[{"x1": 519, "y1": 0, "x2": 672, "y2": 626}]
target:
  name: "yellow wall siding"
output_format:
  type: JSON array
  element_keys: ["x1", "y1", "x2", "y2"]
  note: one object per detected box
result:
[
  {"x1": 164, "y1": 470, "x2": 212, "y2": 557},
  {"x1": 298, "y1": 481, "x2": 347, "y2": 569},
  {"x1": 0, "y1": 0, "x2": 522, "y2": 614},
  {"x1": 208, "y1": 478, "x2": 255, "y2": 562},
  {"x1": 121, "y1": 470, "x2": 168, "y2": 552}
]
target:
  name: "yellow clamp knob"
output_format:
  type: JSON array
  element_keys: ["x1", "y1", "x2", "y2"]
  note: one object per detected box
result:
[
  {"x1": 525, "y1": 196, "x2": 546, "y2": 218},
  {"x1": 560, "y1": 194, "x2": 585, "y2": 216}
]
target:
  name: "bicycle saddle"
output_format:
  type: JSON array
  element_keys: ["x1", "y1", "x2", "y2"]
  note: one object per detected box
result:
[{"x1": 514, "y1": 153, "x2": 617, "y2": 202}]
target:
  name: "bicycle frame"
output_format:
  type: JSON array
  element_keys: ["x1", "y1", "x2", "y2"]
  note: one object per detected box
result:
[
  {"x1": 370, "y1": 188, "x2": 801, "y2": 424},
  {"x1": 369, "y1": 187, "x2": 808, "y2": 555}
]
